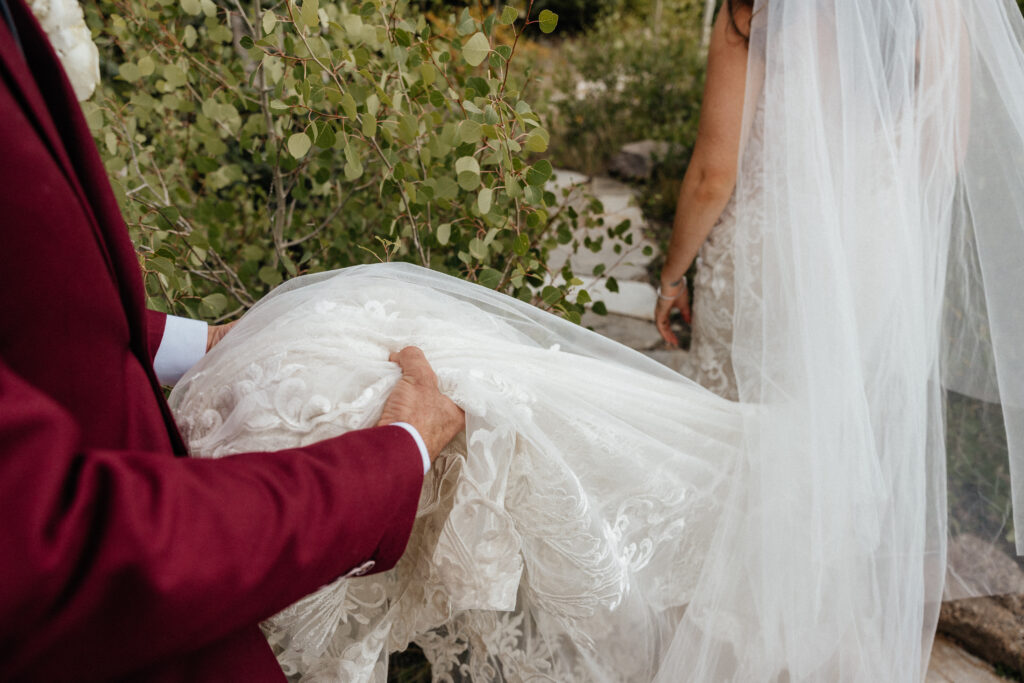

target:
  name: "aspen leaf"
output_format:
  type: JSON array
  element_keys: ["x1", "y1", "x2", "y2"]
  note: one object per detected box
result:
[
  {"x1": 288, "y1": 132, "x2": 312, "y2": 158},
  {"x1": 463, "y1": 32, "x2": 489, "y2": 67}
]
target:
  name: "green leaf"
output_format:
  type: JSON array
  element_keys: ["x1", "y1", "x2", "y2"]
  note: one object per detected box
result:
[
  {"x1": 262, "y1": 10, "x2": 277, "y2": 34},
  {"x1": 456, "y1": 9, "x2": 476, "y2": 35},
  {"x1": 344, "y1": 161, "x2": 363, "y2": 180},
  {"x1": 434, "y1": 176, "x2": 459, "y2": 200},
  {"x1": 500, "y1": 5, "x2": 518, "y2": 24},
  {"x1": 541, "y1": 285, "x2": 562, "y2": 305},
  {"x1": 81, "y1": 102, "x2": 103, "y2": 130},
  {"x1": 458, "y1": 119, "x2": 483, "y2": 144},
  {"x1": 341, "y1": 92, "x2": 358, "y2": 119},
  {"x1": 314, "y1": 123, "x2": 336, "y2": 148},
  {"x1": 239, "y1": 35, "x2": 254, "y2": 49},
  {"x1": 455, "y1": 156, "x2": 480, "y2": 176},
  {"x1": 301, "y1": 0, "x2": 320, "y2": 29},
  {"x1": 259, "y1": 265, "x2": 283, "y2": 286},
  {"x1": 344, "y1": 142, "x2": 364, "y2": 179},
  {"x1": 398, "y1": 113, "x2": 419, "y2": 144},
  {"x1": 456, "y1": 155, "x2": 481, "y2": 191},
  {"x1": 463, "y1": 32, "x2": 490, "y2": 67},
  {"x1": 538, "y1": 9, "x2": 559, "y2": 34},
  {"x1": 591, "y1": 300, "x2": 608, "y2": 315},
  {"x1": 119, "y1": 62, "x2": 140, "y2": 82},
  {"x1": 419, "y1": 63, "x2": 437, "y2": 87},
  {"x1": 525, "y1": 128, "x2": 549, "y2": 153},
  {"x1": 288, "y1": 132, "x2": 312, "y2": 158},
  {"x1": 241, "y1": 245, "x2": 263, "y2": 261},
  {"x1": 523, "y1": 185, "x2": 542, "y2": 205},
  {"x1": 361, "y1": 113, "x2": 376, "y2": 138},
  {"x1": 200, "y1": 293, "x2": 228, "y2": 316},
  {"x1": 576, "y1": 289, "x2": 592, "y2": 305},
  {"x1": 150, "y1": 256, "x2": 176, "y2": 279},
  {"x1": 506, "y1": 174, "x2": 523, "y2": 199},
  {"x1": 137, "y1": 56, "x2": 155, "y2": 77},
  {"x1": 478, "y1": 267, "x2": 502, "y2": 289},
  {"x1": 606, "y1": 276, "x2": 619, "y2": 293},
  {"x1": 163, "y1": 65, "x2": 187, "y2": 89},
  {"x1": 468, "y1": 237, "x2": 488, "y2": 260},
  {"x1": 181, "y1": 0, "x2": 201, "y2": 15},
  {"x1": 525, "y1": 159, "x2": 552, "y2": 186},
  {"x1": 513, "y1": 232, "x2": 529, "y2": 256},
  {"x1": 477, "y1": 187, "x2": 493, "y2": 214},
  {"x1": 281, "y1": 252, "x2": 297, "y2": 276},
  {"x1": 436, "y1": 222, "x2": 452, "y2": 245}
]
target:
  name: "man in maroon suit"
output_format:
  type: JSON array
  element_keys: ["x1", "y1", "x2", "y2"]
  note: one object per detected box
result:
[{"x1": 0, "y1": 0, "x2": 464, "y2": 679}]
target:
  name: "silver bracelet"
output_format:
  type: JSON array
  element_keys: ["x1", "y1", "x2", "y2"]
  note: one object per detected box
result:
[{"x1": 657, "y1": 277, "x2": 686, "y2": 301}]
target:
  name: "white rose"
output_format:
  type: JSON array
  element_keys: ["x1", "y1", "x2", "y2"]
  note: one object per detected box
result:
[{"x1": 29, "y1": 0, "x2": 101, "y2": 101}]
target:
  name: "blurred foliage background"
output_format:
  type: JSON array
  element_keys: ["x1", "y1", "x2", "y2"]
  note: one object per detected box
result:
[{"x1": 83, "y1": 0, "x2": 627, "y2": 327}]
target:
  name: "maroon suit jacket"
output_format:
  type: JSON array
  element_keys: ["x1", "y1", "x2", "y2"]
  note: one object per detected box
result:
[{"x1": 0, "y1": 2, "x2": 423, "y2": 680}]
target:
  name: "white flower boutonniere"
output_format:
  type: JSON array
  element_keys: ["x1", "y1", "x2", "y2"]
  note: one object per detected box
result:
[{"x1": 29, "y1": 0, "x2": 100, "y2": 101}]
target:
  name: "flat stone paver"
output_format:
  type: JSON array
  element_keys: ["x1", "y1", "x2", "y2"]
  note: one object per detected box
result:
[{"x1": 548, "y1": 170, "x2": 657, "y2": 286}]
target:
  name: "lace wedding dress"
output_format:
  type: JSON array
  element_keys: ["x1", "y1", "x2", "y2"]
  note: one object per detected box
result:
[
  {"x1": 683, "y1": 101, "x2": 765, "y2": 402},
  {"x1": 686, "y1": 204, "x2": 740, "y2": 401},
  {"x1": 168, "y1": 263, "x2": 744, "y2": 682}
]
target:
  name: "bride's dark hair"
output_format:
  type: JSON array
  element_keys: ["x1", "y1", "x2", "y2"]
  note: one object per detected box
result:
[{"x1": 726, "y1": 0, "x2": 754, "y2": 41}]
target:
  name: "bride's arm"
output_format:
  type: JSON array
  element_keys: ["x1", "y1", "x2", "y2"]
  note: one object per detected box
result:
[{"x1": 655, "y1": 2, "x2": 751, "y2": 346}]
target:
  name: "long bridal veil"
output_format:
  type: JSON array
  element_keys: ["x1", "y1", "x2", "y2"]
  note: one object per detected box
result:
[{"x1": 656, "y1": 0, "x2": 1024, "y2": 680}]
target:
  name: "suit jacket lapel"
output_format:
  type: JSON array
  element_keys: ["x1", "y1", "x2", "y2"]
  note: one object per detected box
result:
[
  {"x1": 0, "y1": 1, "x2": 188, "y2": 454},
  {"x1": 0, "y1": 1, "x2": 117, "y2": 279}
]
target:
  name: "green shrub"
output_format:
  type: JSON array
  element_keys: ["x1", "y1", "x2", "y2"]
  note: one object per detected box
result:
[
  {"x1": 546, "y1": 1, "x2": 705, "y2": 177},
  {"x1": 412, "y1": 0, "x2": 643, "y2": 33},
  {"x1": 84, "y1": 0, "x2": 611, "y2": 324}
]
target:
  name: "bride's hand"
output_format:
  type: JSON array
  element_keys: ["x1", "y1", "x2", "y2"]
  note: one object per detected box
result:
[
  {"x1": 654, "y1": 284, "x2": 691, "y2": 347},
  {"x1": 377, "y1": 346, "x2": 465, "y2": 464}
]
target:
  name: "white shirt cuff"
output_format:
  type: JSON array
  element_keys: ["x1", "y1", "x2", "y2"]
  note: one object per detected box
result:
[
  {"x1": 153, "y1": 315, "x2": 208, "y2": 385},
  {"x1": 392, "y1": 422, "x2": 431, "y2": 474}
]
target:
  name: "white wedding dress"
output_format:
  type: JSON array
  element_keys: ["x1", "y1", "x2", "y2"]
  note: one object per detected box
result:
[
  {"x1": 167, "y1": 0, "x2": 1024, "y2": 679},
  {"x1": 169, "y1": 263, "x2": 745, "y2": 682}
]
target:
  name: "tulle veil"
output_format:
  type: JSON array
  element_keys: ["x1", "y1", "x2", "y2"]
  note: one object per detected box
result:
[{"x1": 655, "y1": 0, "x2": 1024, "y2": 680}]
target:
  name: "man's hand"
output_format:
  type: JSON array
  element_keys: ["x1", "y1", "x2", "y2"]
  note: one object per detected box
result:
[
  {"x1": 206, "y1": 321, "x2": 238, "y2": 352},
  {"x1": 377, "y1": 347, "x2": 465, "y2": 464},
  {"x1": 654, "y1": 284, "x2": 691, "y2": 347}
]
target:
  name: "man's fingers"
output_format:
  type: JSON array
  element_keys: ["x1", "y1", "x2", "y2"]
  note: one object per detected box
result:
[{"x1": 391, "y1": 346, "x2": 437, "y2": 385}]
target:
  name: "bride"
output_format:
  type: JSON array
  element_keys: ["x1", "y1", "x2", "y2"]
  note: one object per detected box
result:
[{"x1": 169, "y1": 0, "x2": 1024, "y2": 681}]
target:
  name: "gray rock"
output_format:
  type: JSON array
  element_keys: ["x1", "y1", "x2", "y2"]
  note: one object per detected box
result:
[
  {"x1": 608, "y1": 140, "x2": 679, "y2": 181},
  {"x1": 946, "y1": 533, "x2": 1024, "y2": 599},
  {"x1": 941, "y1": 533, "x2": 1024, "y2": 677},
  {"x1": 938, "y1": 596, "x2": 1024, "y2": 678},
  {"x1": 926, "y1": 636, "x2": 1006, "y2": 682}
]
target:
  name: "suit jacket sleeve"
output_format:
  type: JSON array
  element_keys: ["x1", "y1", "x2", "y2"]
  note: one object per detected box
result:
[
  {"x1": 0, "y1": 359, "x2": 424, "y2": 680},
  {"x1": 145, "y1": 309, "x2": 167, "y2": 363}
]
